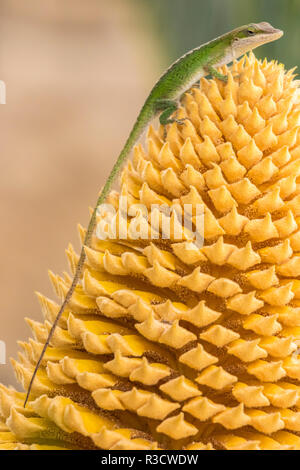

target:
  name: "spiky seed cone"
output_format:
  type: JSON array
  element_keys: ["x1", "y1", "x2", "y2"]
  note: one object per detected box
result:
[{"x1": 1, "y1": 53, "x2": 300, "y2": 450}]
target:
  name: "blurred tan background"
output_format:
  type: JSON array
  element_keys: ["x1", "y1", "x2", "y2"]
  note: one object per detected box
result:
[
  {"x1": 0, "y1": 0, "x2": 299, "y2": 386},
  {"x1": 0, "y1": 0, "x2": 162, "y2": 385}
]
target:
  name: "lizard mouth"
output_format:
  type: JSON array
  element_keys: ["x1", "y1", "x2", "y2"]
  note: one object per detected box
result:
[
  {"x1": 268, "y1": 29, "x2": 284, "y2": 40},
  {"x1": 239, "y1": 28, "x2": 283, "y2": 53},
  {"x1": 255, "y1": 21, "x2": 283, "y2": 38},
  {"x1": 260, "y1": 29, "x2": 283, "y2": 47},
  {"x1": 258, "y1": 22, "x2": 284, "y2": 42}
]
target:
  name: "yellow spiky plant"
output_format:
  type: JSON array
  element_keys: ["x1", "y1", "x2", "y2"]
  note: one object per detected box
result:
[{"x1": 1, "y1": 53, "x2": 300, "y2": 450}]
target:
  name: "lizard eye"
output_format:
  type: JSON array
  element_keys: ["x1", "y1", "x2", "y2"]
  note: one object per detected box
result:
[{"x1": 247, "y1": 28, "x2": 255, "y2": 35}]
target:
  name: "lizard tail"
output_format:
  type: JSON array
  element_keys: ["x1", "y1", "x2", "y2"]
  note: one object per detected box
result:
[{"x1": 24, "y1": 107, "x2": 152, "y2": 407}]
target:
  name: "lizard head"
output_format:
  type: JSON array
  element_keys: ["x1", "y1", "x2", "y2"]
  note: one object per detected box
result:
[{"x1": 230, "y1": 22, "x2": 283, "y2": 58}]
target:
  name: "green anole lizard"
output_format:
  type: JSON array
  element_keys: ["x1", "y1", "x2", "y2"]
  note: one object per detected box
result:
[{"x1": 24, "y1": 22, "x2": 283, "y2": 406}]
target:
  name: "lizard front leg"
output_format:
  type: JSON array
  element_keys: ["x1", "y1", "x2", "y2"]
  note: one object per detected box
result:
[{"x1": 205, "y1": 64, "x2": 228, "y2": 82}]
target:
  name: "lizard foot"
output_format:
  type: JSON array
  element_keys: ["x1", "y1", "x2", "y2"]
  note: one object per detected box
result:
[
  {"x1": 163, "y1": 125, "x2": 167, "y2": 140},
  {"x1": 174, "y1": 118, "x2": 189, "y2": 125},
  {"x1": 216, "y1": 73, "x2": 228, "y2": 82},
  {"x1": 163, "y1": 118, "x2": 189, "y2": 139}
]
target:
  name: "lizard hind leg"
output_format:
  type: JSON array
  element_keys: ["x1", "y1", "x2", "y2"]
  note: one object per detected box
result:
[
  {"x1": 154, "y1": 99, "x2": 189, "y2": 139},
  {"x1": 155, "y1": 99, "x2": 178, "y2": 125}
]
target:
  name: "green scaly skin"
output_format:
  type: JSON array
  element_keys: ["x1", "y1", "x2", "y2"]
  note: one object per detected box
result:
[{"x1": 24, "y1": 21, "x2": 283, "y2": 406}]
